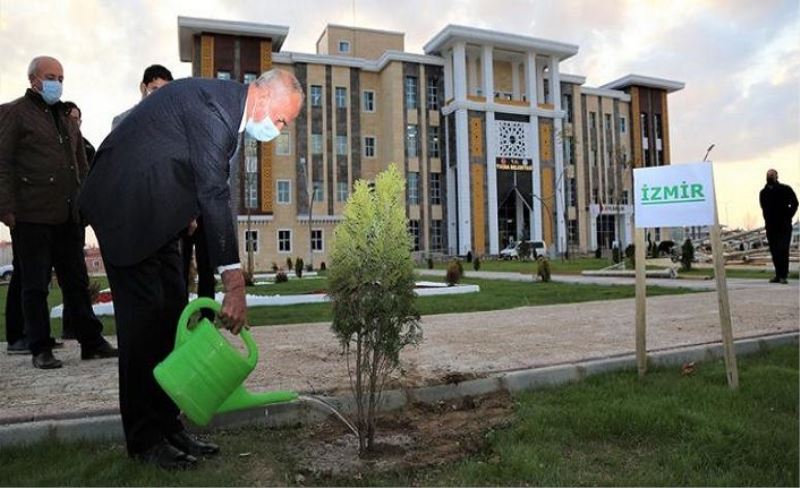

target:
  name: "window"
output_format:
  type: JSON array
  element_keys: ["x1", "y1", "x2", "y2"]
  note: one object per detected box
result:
[
  {"x1": 244, "y1": 135, "x2": 258, "y2": 209},
  {"x1": 311, "y1": 134, "x2": 323, "y2": 154},
  {"x1": 243, "y1": 72, "x2": 258, "y2": 84},
  {"x1": 569, "y1": 177, "x2": 577, "y2": 207},
  {"x1": 408, "y1": 172, "x2": 419, "y2": 205},
  {"x1": 605, "y1": 113, "x2": 613, "y2": 157},
  {"x1": 622, "y1": 190, "x2": 629, "y2": 205},
  {"x1": 362, "y1": 90, "x2": 375, "y2": 112},
  {"x1": 278, "y1": 230, "x2": 292, "y2": 253},
  {"x1": 310, "y1": 85, "x2": 322, "y2": 107},
  {"x1": 406, "y1": 124, "x2": 418, "y2": 158},
  {"x1": 409, "y1": 220, "x2": 420, "y2": 251},
  {"x1": 311, "y1": 229, "x2": 324, "y2": 252},
  {"x1": 216, "y1": 71, "x2": 231, "y2": 80},
  {"x1": 431, "y1": 220, "x2": 443, "y2": 251},
  {"x1": 427, "y1": 78, "x2": 439, "y2": 110},
  {"x1": 567, "y1": 220, "x2": 579, "y2": 246},
  {"x1": 654, "y1": 114, "x2": 663, "y2": 139},
  {"x1": 244, "y1": 230, "x2": 259, "y2": 253},
  {"x1": 430, "y1": 172, "x2": 441, "y2": 205},
  {"x1": 276, "y1": 128, "x2": 291, "y2": 155},
  {"x1": 405, "y1": 76, "x2": 418, "y2": 110},
  {"x1": 619, "y1": 116, "x2": 626, "y2": 133},
  {"x1": 336, "y1": 135, "x2": 348, "y2": 156},
  {"x1": 589, "y1": 112, "x2": 597, "y2": 152},
  {"x1": 640, "y1": 112, "x2": 649, "y2": 141},
  {"x1": 337, "y1": 181, "x2": 349, "y2": 202},
  {"x1": 335, "y1": 87, "x2": 347, "y2": 108},
  {"x1": 313, "y1": 181, "x2": 324, "y2": 202},
  {"x1": 277, "y1": 180, "x2": 291, "y2": 204},
  {"x1": 428, "y1": 125, "x2": 440, "y2": 158},
  {"x1": 338, "y1": 40, "x2": 350, "y2": 53},
  {"x1": 364, "y1": 136, "x2": 376, "y2": 158},
  {"x1": 562, "y1": 93, "x2": 573, "y2": 123}
]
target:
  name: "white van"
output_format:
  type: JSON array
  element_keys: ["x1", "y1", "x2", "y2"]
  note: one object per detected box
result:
[{"x1": 499, "y1": 240, "x2": 547, "y2": 260}]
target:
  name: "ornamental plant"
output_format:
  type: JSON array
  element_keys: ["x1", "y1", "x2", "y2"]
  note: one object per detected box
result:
[{"x1": 328, "y1": 164, "x2": 422, "y2": 455}]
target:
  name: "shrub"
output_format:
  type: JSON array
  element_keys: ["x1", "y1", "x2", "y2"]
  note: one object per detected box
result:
[
  {"x1": 681, "y1": 238, "x2": 695, "y2": 271},
  {"x1": 594, "y1": 248, "x2": 602, "y2": 259},
  {"x1": 320, "y1": 262, "x2": 327, "y2": 271},
  {"x1": 466, "y1": 250, "x2": 473, "y2": 263},
  {"x1": 295, "y1": 258, "x2": 304, "y2": 278},
  {"x1": 456, "y1": 259, "x2": 464, "y2": 277},
  {"x1": 446, "y1": 260, "x2": 462, "y2": 286},
  {"x1": 271, "y1": 262, "x2": 279, "y2": 273},
  {"x1": 286, "y1": 257, "x2": 293, "y2": 271},
  {"x1": 427, "y1": 257, "x2": 434, "y2": 270},
  {"x1": 243, "y1": 270, "x2": 255, "y2": 287},
  {"x1": 473, "y1": 256, "x2": 481, "y2": 271},
  {"x1": 612, "y1": 246, "x2": 622, "y2": 264},
  {"x1": 625, "y1": 244, "x2": 636, "y2": 268},
  {"x1": 537, "y1": 256, "x2": 552, "y2": 282},
  {"x1": 305, "y1": 263, "x2": 313, "y2": 272},
  {"x1": 328, "y1": 164, "x2": 421, "y2": 455},
  {"x1": 518, "y1": 241, "x2": 532, "y2": 260},
  {"x1": 274, "y1": 271, "x2": 288, "y2": 283}
]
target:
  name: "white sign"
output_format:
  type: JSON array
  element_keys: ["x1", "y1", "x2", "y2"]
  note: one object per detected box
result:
[{"x1": 634, "y1": 162, "x2": 716, "y2": 228}]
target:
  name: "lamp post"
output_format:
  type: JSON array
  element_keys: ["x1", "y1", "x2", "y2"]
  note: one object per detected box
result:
[
  {"x1": 298, "y1": 157, "x2": 314, "y2": 269},
  {"x1": 702, "y1": 144, "x2": 715, "y2": 162}
]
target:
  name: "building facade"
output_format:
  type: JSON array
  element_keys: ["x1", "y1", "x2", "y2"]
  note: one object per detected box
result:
[{"x1": 177, "y1": 17, "x2": 684, "y2": 270}]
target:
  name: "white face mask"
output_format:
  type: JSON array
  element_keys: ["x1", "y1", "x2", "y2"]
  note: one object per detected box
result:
[{"x1": 245, "y1": 110, "x2": 281, "y2": 142}]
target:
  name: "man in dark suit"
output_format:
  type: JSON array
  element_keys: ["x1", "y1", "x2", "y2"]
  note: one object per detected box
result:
[
  {"x1": 759, "y1": 169, "x2": 798, "y2": 284},
  {"x1": 80, "y1": 69, "x2": 304, "y2": 469}
]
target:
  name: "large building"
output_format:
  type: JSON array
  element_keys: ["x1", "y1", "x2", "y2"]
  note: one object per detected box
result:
[{"x1": 177, "y1": 17, "x2": 684, "y2": 270}]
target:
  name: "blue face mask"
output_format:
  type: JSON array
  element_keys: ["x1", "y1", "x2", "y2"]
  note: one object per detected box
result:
[
  {"x1": 245, "y1": 113, "x2": 280, "y2": 142},
  {"x1": 38, "y1": 79, "x2": 63, "y2": 105}
]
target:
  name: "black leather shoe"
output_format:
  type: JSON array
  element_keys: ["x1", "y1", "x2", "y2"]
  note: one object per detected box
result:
[
  {"x1": 7, "y1": 339, "x2": 30, "y2": 355},
  {"x1": 136, "y1": 440, "x2": 198, "y2": 470},
  {"x1": 81, "y1": 341, "x2": 118, "y2": 360},
  {"x1": 32, "y1": 351, "x2": 63, "y2": 369},
  {"x1": 779, "y1": 278, "x2": 789, "y2": 284},
  {"x1": 769, "y1": 276, "x2": 781, "y2": 283},
  {"x1": 166, "y1": 430, "x2": 220, "y2": 457}
]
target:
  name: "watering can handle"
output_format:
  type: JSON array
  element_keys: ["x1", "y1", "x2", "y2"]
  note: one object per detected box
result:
[{"x1": 176, "y1": 298, "x2": 259, "y2": 368}]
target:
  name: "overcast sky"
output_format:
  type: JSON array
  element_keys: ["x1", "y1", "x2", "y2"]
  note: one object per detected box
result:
[{"x1": 1, "y1": 0, "x2": 798, "y2": 243}]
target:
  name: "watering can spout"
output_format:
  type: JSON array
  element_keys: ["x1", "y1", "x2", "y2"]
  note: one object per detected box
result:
[{"x1": 217, "y1": 385, "x2": 299, "y2": 414}]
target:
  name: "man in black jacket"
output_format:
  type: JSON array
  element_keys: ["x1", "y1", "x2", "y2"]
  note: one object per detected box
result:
[
  {"x1": 80, "y1": 69, "x2": 303, "y2": 469},
  {"x1": 759, "y1": 169, "x2": 798, "y2": 284}
]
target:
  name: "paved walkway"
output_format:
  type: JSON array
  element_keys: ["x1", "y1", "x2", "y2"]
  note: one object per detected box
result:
[{"x1": 1, "y1": 279, "x2": 797, "y2": 424}]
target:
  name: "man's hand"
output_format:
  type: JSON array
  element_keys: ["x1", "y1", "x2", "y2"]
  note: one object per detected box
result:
[
  {"x1": 187, "y1": 219, "x2": 198, "y2": 236},
  {"x1": 0, "y1": 212, "x2": 15, "y2": 229},
  {"x1": 220, "y1": 269, "x2": 247, "y2": 334}
]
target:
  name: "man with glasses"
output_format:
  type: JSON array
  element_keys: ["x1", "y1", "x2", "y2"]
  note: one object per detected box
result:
[{"x1": 111, "y1": 64, "x2": 173, "y2": 130}]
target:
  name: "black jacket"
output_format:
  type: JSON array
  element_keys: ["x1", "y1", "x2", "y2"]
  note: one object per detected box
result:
[
  {"x1": 759, "y1": 181, "x2": 798, "y2": 232},
  {"x1": 79, "y1": 78, "x2": 246, "y2": 269}
]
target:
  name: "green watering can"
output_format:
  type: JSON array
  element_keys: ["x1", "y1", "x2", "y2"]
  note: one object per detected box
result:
[{"x1": 153, "y1": 297, "x2": 297, "y2": 426}]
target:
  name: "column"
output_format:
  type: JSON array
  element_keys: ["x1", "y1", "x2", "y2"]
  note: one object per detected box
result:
[
  {"x1": 467, "y1": 52, "x2": 479, "y2": 97},
  {"x1": 455, "y1": 109, "x2": 472, "y2": 254},
  {"x1": 443, "y1": 49, "x2": 453, "y2": 102},
  {"x1": 453, "y1": 42, "x2": 467, "y2": 102},
  {"x1": 525, "y1": 52, "x2": 542, "y2": 241},
  {"x1": 524, "y1": 52, "x2": 538, "y2": 107},
  {"x1": 483, "y1": 45, "x2": 499, "y2": 254},
  {"x1": 550, "y1": 55, "x2": 565, "y2": 254},
  {"x1": 445, "y1": 118, "x2": 456, "y2": 253}
]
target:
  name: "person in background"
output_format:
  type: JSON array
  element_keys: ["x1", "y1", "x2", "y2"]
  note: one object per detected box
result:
[
  {"x1": 111, "y1": 64, "x2": 173, "y2": 130},
  {"x1": 759, "y1": 169, "x2": 798, "y2": 284},
  {"x1": 63, "y1": 101, "x2": 95, "y2": 165},
  {"x1": 0, "y1": 56, "x2": 118, "y2": 368}
]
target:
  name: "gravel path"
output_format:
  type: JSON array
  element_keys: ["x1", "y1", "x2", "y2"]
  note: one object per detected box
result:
[{"x1": 1, "y1": 281, "x2": 796, "y2": 424}]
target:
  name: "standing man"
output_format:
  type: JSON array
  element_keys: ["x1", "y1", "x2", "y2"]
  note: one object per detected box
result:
[
  {"x1": 0, "y1": 56, "x2": 118, "y2": 368},
  {"x1": 80, "y1": 69, "x2": 304, "y2": 469},
  {"x1": 111, "y1": 64, "x2": 173, "y2": 130},
  {"x1": 759, "y1": 169, "x2": 798, "y2": 284}
]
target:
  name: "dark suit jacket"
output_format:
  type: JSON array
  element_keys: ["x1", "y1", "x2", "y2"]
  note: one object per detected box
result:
[{"x1": 79, "y1": 78, "x2": 246, "y2": 269}]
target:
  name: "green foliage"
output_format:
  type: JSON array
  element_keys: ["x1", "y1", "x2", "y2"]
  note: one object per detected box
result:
[
  {"x1": 427, "y1": 257, "x2": 434, "y2": 270},
  {"x1": 446, "y1": 260, "x2": 462, "y2": 286},
  {"x1": 320, "y1": 261, "x2": 326, "y2": 271},
  {"x1": 537, "y1": 256, "x2": 552, "y2": 282},
  {"x1": 681, "y1": 238, "x2": 695, "y2": 271},
  {"x1": 270, "y1": 262, "x2": 278, "y2": 273},
  {"x1": 625, "y1": 244, "x2": 636, "y2": 268},
  {"x1": 456, "y1": 259, "x2": 464, "y2": 277},
  {"x1": 294, "y1": 258, "x2": 304, "y2": 278},
  {"x1": 594, "y1": 248, "x2": 602, "y2": 259},
  {"x1": 466, "y1": 250, "x2": 473, "y2": 263},
  {"x1": 518, "y1": 241, "x2": 532, "y2": 260},
  {"x1": 328, "y1": 164, "x2": 422, "y2": 455},
  {"x1": 473, "y1": 256, "x2": 481, "y2": 271},
  {"x1": 612, "y1": 246, "x2": 622, "y2": 264},
  {"x1": 285, "y1": 257, "x2": 293, "y2": 271}
]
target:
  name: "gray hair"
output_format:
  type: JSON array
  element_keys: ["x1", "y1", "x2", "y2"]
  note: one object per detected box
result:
[
  {"x1": 27, "y1": 56, "x2": 57, "y2": 77},
  {"x1": 255, "y1": 68, "x2": 304, "y2": 102}
]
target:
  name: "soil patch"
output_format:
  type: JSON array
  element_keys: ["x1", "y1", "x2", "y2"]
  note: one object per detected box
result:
[{"x1": 290, "y1": 392, "x2": 514, "y2": 480}]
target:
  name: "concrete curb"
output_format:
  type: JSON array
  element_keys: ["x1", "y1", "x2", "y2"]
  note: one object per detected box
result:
[{"x1": 1, "y1": 331, "x2": 796, "y2": 448}]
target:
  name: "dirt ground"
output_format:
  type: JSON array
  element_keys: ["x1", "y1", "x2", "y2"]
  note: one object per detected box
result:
[{"x1": 283, "y1": 392, "x2": 514, "y2": 481}]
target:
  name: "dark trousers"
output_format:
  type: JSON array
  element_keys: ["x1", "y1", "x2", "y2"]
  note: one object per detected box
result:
[
  {"x1": 767, "y1": 227, "x2": 792, "y2": 279},
  {"x1": 104, "y1": 239, "x2": 187, "y2": 455},
  {"x1": 180, "y1": 220, "x2": 216, "y2": 320},
  {"x1": 4, "y1": 230, "x2": 24, "y2": 344},
  {"x1": 14, "y1": 221, "x2": 104, "y2": 355}
]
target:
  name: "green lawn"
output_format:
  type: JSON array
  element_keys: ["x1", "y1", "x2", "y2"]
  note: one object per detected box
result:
[
  {"x1": 1, "y1": 345, "x2": 796, "y2": 486},
  {"x1": 677, "y1": 268, "x2": 799, "y2": 281},
  {"x1": 420, "y1": 257, "x2": 611, "y2": 275},
  {"x1": 1, "y1": 275, "x2": 697, "y2": 341}
]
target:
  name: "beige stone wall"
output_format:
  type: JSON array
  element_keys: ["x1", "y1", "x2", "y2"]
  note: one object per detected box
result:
[
  {"x1": 493, "y1": 60, "x2": 513, "y2": 94},
  {"x1": 322, "y1": 26, "x2": 403, "y2": 59}
]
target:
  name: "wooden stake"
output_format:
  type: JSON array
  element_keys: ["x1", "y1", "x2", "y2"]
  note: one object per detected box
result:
[
  {"x1": 634, "y1": 227, "x2": 647, "y2": 377},
  {"x1": 710, "y1": 219, "x2": 739, "y2": 389}
]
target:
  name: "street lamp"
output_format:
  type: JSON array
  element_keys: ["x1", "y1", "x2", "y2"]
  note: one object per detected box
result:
[
  {"x1": 702, "y1": 144, "x2": 715, "y2": 162},
  {"x1": 298, "y1": 157, "x2": 315, "y2": 269}
]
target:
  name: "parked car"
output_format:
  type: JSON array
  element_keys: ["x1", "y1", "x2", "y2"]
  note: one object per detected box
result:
[
  {"x1": 0, "y1": 264, "x2": 12, "y2": 281},
  {"x1": 500, "y1": 240, "x2": 547, "y2": 260}
]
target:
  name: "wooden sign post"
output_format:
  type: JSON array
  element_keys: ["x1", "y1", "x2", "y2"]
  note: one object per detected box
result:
[{"x1": 633, "y1": 162, "x2": 739, "y2": 389}]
